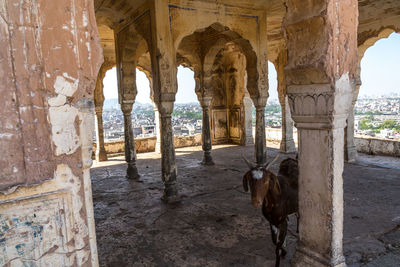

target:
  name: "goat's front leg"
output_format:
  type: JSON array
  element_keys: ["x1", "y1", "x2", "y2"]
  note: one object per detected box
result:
[
  {"x1": 274, "y1": 220, "x2": 288, "y2": 267},
  {"x1": 278, "y1": 220, "x2": 288, "y2": 257},
  {"x1": 270, "y1": 223, "x2": 278, "y2": 245}
]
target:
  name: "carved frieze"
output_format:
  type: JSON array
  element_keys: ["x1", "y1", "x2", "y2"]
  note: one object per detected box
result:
[{"x1": 287, "y1": 76, "x2": 354, "y2": 130}]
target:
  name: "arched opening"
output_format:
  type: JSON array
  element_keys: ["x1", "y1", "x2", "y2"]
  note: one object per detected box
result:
[
  {"x1": 355, "y1": 32, "x2": 400, "y2": 155},
  {"x1": 263, "y1": 61, "x2": 283, "y2": 149},
  {"x1": 101, "y1": 67, "x2": 123, "y2": 142},
  {"x1": 176, "y1": 23, "x2": 260, "y2": 147},
  {"x1": 172, "y1": 66, "x2": 200, "y2": 137},
  {"x1": 100, "y1": 66, "x2": 154, "y2": 141}
]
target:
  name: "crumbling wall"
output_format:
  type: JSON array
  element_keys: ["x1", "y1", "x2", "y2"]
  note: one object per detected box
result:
[{"x1": 0, "y1": 0, "x2": 102, "y2": 266}]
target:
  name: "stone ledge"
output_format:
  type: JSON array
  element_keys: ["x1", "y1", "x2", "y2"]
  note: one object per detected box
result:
[
  {"x1": 93, "y1": 134, "x2": 202, "y2": 158},
  {"x1": 93, "y1": 130, "x2": 399, "y2": 159}
]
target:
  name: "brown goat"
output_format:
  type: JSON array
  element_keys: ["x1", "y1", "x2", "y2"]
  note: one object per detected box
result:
[{"x1": 242, "y1": 156, "x2": 298, "y2": 267}]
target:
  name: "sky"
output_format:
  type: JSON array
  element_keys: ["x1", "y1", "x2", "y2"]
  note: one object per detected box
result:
[
  {"x1": 103, "y1": 64, "x2": 278, "y2": 104},
  {"x1": 102, "y1": 32, "x2": 400, "y2": 103},
  {"x1": 359, "y1": 33, "x2": 400, "y2": 97}
]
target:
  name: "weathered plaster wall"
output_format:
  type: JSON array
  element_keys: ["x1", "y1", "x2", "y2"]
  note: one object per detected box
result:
[{"x1": 0, "y1": 0, "x2": 102, "y2": 266}]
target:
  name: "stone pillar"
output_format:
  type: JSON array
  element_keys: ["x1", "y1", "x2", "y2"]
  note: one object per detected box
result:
[
  {"x1": 149, "y1": 0, "x2": 180, "y2": 202},
  {"x1": 94, "y1": 106, "x2": 108, "y2": 161},
  {"x1": 154, "y1": 105, "x2": 162, "y2": 153},
  {"x1": 94, "y1": 63, "x2": 112, "y2": 162},
  {"x1": 275, "y1": 50, "x2": 296, "y2": 153},
  {"x1": 253, "y1": 97, "x2": 267, "y2": 165},
  {"x1": 0, "y1": 0, "x2": 101, "y2": 264},
  {"x1": 280, "y1": 96, "x2": 296, "y2": 153},
  {"x1": 121, "y1": 102, "x2": 140, "y2": 180},
  {"x1": 157, "y1": 97, "x2": 179, "y2": 202},
  {"x1": 200, "y1": 97, "x2": 214, "y2": 165},
  {"x1": 344, "y1": 104, "x2": 357, "y2": 162},
  {"x1": 284, "y1": 0, "x2": 358, "y2": 266},
  {"x1": 243, "y1": 93, "x2": 254, "y2": 145},
  {"x1": 344, "y1": 84, "x2": 360, "y2": 162}
]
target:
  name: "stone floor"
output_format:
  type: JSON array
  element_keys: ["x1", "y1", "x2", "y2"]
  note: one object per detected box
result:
[{"x1": 90, "y1": 144, "x2": 400, "y2": 267}]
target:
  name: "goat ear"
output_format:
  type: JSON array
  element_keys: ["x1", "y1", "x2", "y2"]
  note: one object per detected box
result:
[{"x1": 243, "y1": 173, "x2": 249, "y2": 192}]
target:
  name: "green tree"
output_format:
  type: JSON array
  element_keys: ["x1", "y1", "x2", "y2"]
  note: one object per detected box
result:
[
  {"x1": 378, "y1": 120, "x2": 400, "y2": 131},
  {"x1": 367, "y1": 114, "x2": 375, "y2": 121},
  {"x1": 359, "y1": 119, "x2": 371, "y2": 130}
]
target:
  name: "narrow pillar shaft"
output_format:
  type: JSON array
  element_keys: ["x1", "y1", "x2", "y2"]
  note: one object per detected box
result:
[
  {"x1": 159, "y1": 108, "x2": 178, "y2": 202},
  {"x1": 122, "y1": 103, "x2": 140, "y2": 179},
  {"x1": 280, "y1": 96, "x2": 296, "y2": 153},
  {"x1": 294, "y1": 122, "x2": 346, "y2": 266},
  {"x1": 255, "y1": 105, "x2": 267, "y2": 165},
  {"x1": 95, "y1": 106, "x2": 108, "y2": 161},
  {"x1": 243, "y1": 95, "x2": 254, "y2": 145},
  {"x1": 154, "y1": 106, "x2": 161, "y2": 153},
  {"x1": 201, "y1": 97, "x2": 214, "y2": 165},
  {"x1": 344, "y1": 104, "x2": 357, "y2": 162}
]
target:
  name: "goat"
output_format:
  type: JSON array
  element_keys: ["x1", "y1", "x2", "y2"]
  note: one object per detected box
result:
[{"x1": 242, "y1": 155, "x2": 298, "y2": 267}]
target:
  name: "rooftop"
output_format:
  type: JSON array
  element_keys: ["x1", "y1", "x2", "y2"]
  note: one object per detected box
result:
[{"x1": 91, "y1": 145, "x2": 400, "y2": 266}]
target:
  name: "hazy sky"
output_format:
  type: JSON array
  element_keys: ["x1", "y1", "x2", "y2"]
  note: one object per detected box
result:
[
  {"x1": 103, "y1": 32, "x2": 399, "y2": 103},
  {"x1": 103, "y1": 64, "x2": 278, "y2": 103},
  {"x1": 359, "y1": 32, "x2": 400, "y2": 96}
]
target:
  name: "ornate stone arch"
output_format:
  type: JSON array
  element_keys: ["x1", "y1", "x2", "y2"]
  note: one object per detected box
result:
[
  {"x1": 176, "y1": 23, "x2": 259, "y2": 100},
  {"x1": 115, "y1": 11, "x2": 152, "y2": 104}
]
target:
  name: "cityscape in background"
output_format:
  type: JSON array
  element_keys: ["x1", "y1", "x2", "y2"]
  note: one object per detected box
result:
[{"x1": 98, "y1": 93, "x2": 400, "y2": 142}]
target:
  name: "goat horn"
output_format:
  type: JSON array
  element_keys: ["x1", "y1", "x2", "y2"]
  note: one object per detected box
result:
[
  {"x1": 242, "y1": 155, "x2": 255, "y2": 169},
  {"x1": 264, "y1": 154, "x2": 280, "y2": 170}
]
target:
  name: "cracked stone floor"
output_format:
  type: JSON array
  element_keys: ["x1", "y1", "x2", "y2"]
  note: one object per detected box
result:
[{"x1": 90, "y1": 144, "x2": 400, "y2": 267}]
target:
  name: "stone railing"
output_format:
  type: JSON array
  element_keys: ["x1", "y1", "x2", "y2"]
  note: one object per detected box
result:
[
  {"x1": 93, "y1": 134, "x2": 202, "y2": 157},
  {"x1": 94, "y1": 130, "x2": 399, "y2": 158},
  {"x1": 263, "y1": 128, "x2": 399, "y2": 157},
  {"x1": 354, "y1": 136, "x2": 400, "y2": 157}
]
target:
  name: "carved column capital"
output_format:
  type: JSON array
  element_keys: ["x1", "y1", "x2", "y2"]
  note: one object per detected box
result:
[
  {"x1": 251, "y1": 96, "x2": 268, "y2": 110},
  {"x1": 94, "y1": 105, "x2": 103, "y2": 115},
  {"x1": 199, "y1": 96, "x2": 212, "y2": 109},
  {"x1": 121, "y1": 101, "x2": 134, "y2": 115},
  {"x1": 156, "y1": 93, "x2": 175, "y2": 116},
  {"x1": 287, "y1": 76, "x2": 355, "y2": 130}
]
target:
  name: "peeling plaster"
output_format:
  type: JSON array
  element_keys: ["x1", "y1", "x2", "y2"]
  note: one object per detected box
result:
[
  {"x1": 54, "y1": 73, "x2": 78, "y2": 97},
  {"x1": 48, "y1": 94, "x2": 67, "y2": 107},
  {"x1": 49, "y1": 105, "x2": 80, "y2": 156},
  {"x1": 0, "y1": 164, "x2": 90, "y2": 265}
]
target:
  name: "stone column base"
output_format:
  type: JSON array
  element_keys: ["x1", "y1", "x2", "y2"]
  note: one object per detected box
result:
[
  {"x1": 244, "y1": 136, "x2": 254, "y2": 146},
  {"x1": 292, "y1": 245, "x2": 346, "y2": 267},
  {"x1": 344, "y1": 145, "x2": 357, "y2": 163},
  {"x1": 155, "y1": 141, "x2": 161, "y2": 153},
  {"x1": 161, "y1": 182, "x2": 181, "y2": 203},
  {"x1": 280, "y1": 138, "x2": 296, "y2": 154},
  {"x1": 201, "y1": 151, "x2": 215, "y2": 165},
  {"x1": 126, "y1": 163, "x2": 140, "y2": 180},
  {"x1": 96, "y1": 149, "x2": 108, "y2": 162}
]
